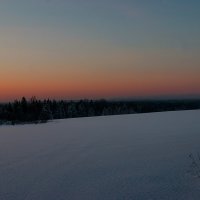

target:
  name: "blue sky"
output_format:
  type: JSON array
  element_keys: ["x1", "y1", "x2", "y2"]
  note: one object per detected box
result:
[{"x1": 0, "y1": 0, "x2": 200, "y2": 100}]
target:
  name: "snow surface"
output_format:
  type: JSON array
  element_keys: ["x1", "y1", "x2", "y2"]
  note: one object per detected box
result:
[{"x1": 0, "y1": 110, "x2": 200, "y2": 200}]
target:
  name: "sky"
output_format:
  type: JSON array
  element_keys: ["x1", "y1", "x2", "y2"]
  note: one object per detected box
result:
[{"x1": 0, "y1": 0, "x2": 200, "y2": 101}]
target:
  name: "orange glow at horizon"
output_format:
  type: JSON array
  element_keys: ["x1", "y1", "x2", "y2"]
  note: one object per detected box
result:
[
  {"x1": 1, "y1": 29, "x2": 200, "y2": 101},
  {"x1": 1, "y1": 67, "x2": 200, "y2": 101}
]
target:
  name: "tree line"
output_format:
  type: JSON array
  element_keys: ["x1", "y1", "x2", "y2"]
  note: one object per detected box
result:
[{"x1": 0, "y1": 97, "x2": 200, "y2": 124}]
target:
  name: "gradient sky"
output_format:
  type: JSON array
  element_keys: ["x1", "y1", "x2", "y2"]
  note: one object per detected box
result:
[{"x1": 0, "y1": 0, "x2": 200, "y2": 101}]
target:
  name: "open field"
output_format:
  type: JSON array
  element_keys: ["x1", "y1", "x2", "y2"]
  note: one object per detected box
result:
[{"x1": 0, "y1": 110, "x2": 200, "y2": 200}]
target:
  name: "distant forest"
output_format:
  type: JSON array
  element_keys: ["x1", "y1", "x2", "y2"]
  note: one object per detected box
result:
[{"x1": 0, "y1": 97, "x2": 200, "y2": 125}]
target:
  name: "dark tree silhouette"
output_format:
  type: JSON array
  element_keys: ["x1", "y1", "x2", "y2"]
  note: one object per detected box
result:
[{"x1": 0, "y1": 97, "x2": 199, "y2": 124}]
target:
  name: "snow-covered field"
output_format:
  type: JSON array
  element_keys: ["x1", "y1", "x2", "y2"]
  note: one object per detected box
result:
[{"x1": 0, "y1": 110, "x2": 200, "y2": 200}]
